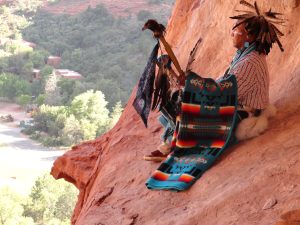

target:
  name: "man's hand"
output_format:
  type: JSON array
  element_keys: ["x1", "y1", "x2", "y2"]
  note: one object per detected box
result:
[
  {"x1": 177, "y1": 71, "x2": 186, "y2": 87},
  {"x1": 168, "y1": 68, "x2": 185, "y2": 87}
]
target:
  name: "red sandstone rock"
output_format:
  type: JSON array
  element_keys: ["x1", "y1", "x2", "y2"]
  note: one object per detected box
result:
[
  {"x1": 51, "y1": 0, "x2": 300, "y2": 224},
  {"x1": 277, "y1": 209, "x2": 300, "y2": 225}
]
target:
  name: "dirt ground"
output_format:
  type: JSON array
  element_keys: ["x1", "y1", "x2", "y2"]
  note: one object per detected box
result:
[
  {"x1": 0, "y1": 101, "x2": 28, "y2": 126},
  {"x1": 0, "y1": 102, "x2": 65, "y2": 195}
]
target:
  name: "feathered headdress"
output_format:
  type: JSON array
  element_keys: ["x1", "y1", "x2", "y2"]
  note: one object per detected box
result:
[{"x1": 230, "y1": 0, "x2": 285, "y2": 54}]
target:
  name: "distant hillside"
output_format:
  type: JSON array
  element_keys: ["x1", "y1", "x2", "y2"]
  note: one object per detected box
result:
[{"x1": 42, "y1": 0, "x2": 174, "y2": 16}]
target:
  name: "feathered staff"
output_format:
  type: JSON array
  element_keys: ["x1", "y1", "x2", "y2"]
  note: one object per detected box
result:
[
  {"x1": 142, "y1": 20, "x2": 202, "y2": 110},
  {"x1": 151, "y1": 56, "x2": 171, "y2": 110},
  {"x1": 230, "y1": 0, "x2": 285, "y2": 54},
  {"x1": 142, "y1": 19, "x2": 185, "y2": 78},
  {"x1": 142, "y1": 19, "x2": 185, "y2": 110}
]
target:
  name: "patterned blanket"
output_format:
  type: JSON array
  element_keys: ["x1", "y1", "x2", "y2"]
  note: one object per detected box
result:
[
  {"x1": 146, "y1": 72, "x2": 238, "y2": 191},
  {"x1": 133, "y1": 43, "x2": 159, "y2": 127}
]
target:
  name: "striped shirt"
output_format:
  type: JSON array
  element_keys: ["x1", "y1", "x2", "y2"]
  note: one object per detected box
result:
[{"x1": 228, "y1": 51, "x2": 269, "y2": 109}]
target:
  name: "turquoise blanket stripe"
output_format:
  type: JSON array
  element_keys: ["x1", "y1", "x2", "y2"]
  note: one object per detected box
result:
[{"x1": 146, "y1": 72, "x2": 238, "y2": 191}]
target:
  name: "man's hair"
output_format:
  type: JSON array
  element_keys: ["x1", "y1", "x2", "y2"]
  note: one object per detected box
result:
[{"x1": 230, "y1": 0, "x2": 285, "y2": 55}]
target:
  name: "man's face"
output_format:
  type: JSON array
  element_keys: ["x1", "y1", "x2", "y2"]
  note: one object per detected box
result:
[{"x1": 231, "y1": 20, "x2": 248, "y2": 49}]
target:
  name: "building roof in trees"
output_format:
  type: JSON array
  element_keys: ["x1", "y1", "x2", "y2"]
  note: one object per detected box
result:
[
  {"x1": 47, "y1": 56, "x2": 61, "y2": 68},
  {"x1": 55, "y1": 69, "x2": 82, "y2": 79}
]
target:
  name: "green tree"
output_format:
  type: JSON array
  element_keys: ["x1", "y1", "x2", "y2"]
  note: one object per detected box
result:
[
  {"x1": 44, "y1": 73, "x2": 62, "y2": 105},
  {"x1": 69, "y1": 90, "x2": 109, "y2": 126},
  {"x1": 21, "y1": 4, "x2": 175, "y2": 107},
  {"x1": 69, "y1": 49, "x2": 83, "y2": 71},
  {"x1": 0, "y1": 187, "x2": 34, "y2": 225},
  {"x1": 54, "y1": 184, "x2": 77, "y2": 221},
  {"x1": 109, "y1": 101, "x2": 123, "y2": 128},
  {"x1": 61, "y1": 115, "x2": 83, "y2": 146},
  {"x1": 40, "y1": 65, "x2": 53, "y2": 79},
  {"x1": 30, "y1": 80, "x2": 45, "y2": 98},
  {"x1": 21, "y1": 61, "x2": 34, "y2": 79},
  {"x1": 23, "y1": 173, "x2": 77, "y2": 225},
  {"x1": 80, "y1": 118, "x2": 98, "y2": 140},
  {"x1": 35, "y1": 94, "x2": 46, "y2": 106},
  {"x1": 28, "y1": 89, "x2": 113, "y2": 146},
  {"x1": 16, "y1": 94, "x2": 31, "y2": 108},
  {"x1": 69, "y1": 90, "x2": 110, "y2": 138},
  {"x1": 57, "y1": 79, "x2": 76, "y2": 104},
  {"x1": 0, "y1": 6, "x2": 29, "y2": 38},
  {"x1": 32, "y1": 104, "x2": 67, "y2": 133},
  {"x1": 13, "y1": 0, "x2": 44, "y2": 13},
  {"x1": 28, "y1": 50, "x2": 49, "y2": 68},
  {"x1": 0, "y1": 73, "x2": 30, "y2": 99}
]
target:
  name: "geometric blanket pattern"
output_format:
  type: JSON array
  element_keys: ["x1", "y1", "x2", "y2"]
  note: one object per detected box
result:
[{"x1": 146, "y1": 72, "x2": 238, "y2": 191}]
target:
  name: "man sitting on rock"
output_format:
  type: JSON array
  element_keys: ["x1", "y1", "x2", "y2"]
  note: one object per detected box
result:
[{"x1": 144, "y1": 0, "x2": 284, "y2": 162}]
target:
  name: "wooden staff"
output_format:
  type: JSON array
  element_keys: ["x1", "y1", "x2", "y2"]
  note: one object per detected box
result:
[
  {"x1": 142, "y1": 19, "x2": 185, "y2": 82},
  {"x1": 158, "y1": 36, "x2": 184, "y2": 77}
]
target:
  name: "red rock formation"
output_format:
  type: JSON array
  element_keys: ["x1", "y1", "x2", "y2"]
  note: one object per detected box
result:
[
  {"x1": 277, "y1": 209, "x2": 300, "y2": 225},
  {"x1": 51, "y1": 0, "x2": 300, "y2": 224}
]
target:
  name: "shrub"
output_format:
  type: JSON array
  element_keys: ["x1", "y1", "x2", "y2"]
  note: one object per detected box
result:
[
  {"x1": 16, "y1": 94, "x2": 32, "y2": 108},
  {"x1": 0, "y1": 187, "x2": 34, "y2": 225},
  {"x1": 0, "y1": 73, "x2": 31, "y2": 100},
  {"x1": 23, "y1": 173, "x2": 78, "y2": 225}
]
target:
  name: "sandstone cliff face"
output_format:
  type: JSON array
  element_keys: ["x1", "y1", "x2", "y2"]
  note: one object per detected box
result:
[{"x1": 51, "y1": 0, "x2": 300, "y2": 224}]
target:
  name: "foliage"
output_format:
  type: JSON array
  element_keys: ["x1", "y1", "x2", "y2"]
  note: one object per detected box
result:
[
  {"x1": 0, "y1": 173, "x2": 76, "y2": 225},
  {"x1": 40, "y1": 65, "x2": 53, "y2": 78},
  {"x1": 35, "y1": 94, "x2": 45, "y2": 106},
  {"x1": 60, "y1": 114, "x2": 83, "y2": 146},
  {"x1": 0, "y1": 0, "x2": 174, "y2": 108},
  {"x1": 22, "y1": 4, "x2": 174, "y2": 108},
  {"x1": 24, "y1": 89, "x2": 113, "y2": 146},
  {"x1": 3, "y1": 41, "x2": 32, "y2": 55},
  {"x1": 44, "y1": 73, "x2": 62, "y2": 105},
  {"x1": 31, "y1": 104, "x2": 65, "y2": 135},
  {"x1": 16, "y1": 94, "x2": 32, "y2": 107},
  {"x1": 0, "y1": 187, "x2": 34, "y2": 225},
  {"x1": 109, "y1": 101, "x2": 123, "y2": 128},
  {"x1": 0, "y1": 0, "x2": 174, "y2": 146},
  {"x1": 70, "y1": 123, "x2": 89, "y2": 142},
  {"x1": 0, "y1": 73, "x2": 31, "y2": 100},
  {"x1": 70, "y1": 90, "x2": 109, "y2": 124},
  {"x1": 22, "y1": 173, "x2": 77, "y2": 225},
  {"x1": 13, "y1": 0, "x2": 44, "y2": 13},
  {"x1": 0, "y1": 2, "x2": 53, "y2": 102},
  {"x1": 28, "y1": 50, "x2": 49, "y2": 68},
  {"x1": 0, "y1": 6, "x2": 30, "y2": 39},
  {"x1": 56, "y1": 79, "x2": 76, "y2": 104}
]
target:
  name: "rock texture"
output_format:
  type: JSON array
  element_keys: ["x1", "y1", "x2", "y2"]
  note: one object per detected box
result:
[
  {"x1": 51, "y1": 0, "x2": 300, "y2": 224},
  {"x1": 277, "y1": 209, "x2": 300, "y2": 225}
]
